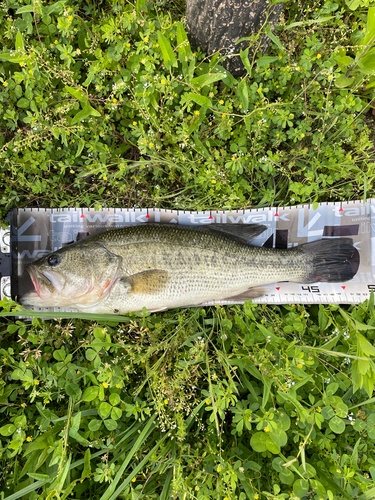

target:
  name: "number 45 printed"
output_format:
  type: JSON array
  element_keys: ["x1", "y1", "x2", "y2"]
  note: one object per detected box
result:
[{"x1": 300, "y1": 285, "x2": 320, "y2": 293}]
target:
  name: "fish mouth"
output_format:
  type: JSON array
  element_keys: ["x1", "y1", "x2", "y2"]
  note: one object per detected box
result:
[{"x1": 27, "y1": 265, "x2": 61, "y2": 299}]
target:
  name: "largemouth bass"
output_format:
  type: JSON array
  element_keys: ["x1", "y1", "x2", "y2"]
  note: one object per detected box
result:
[{"x1": 21, "y1": 223, "x2": 359, "y2": 313}]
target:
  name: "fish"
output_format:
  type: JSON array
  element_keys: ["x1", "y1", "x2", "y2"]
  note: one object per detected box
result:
[{"x1": 21, "y1": 223, "x2": 359, "y2": 314}]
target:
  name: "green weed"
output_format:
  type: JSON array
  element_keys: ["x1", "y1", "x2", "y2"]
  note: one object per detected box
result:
[{"x1": 1, "y1": 0, "x2": 375, "y2": 499}]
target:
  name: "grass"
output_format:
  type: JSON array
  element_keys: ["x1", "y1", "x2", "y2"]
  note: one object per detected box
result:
[{"x1": 1, "y1": 0, "x2": 375, "y2": 499}]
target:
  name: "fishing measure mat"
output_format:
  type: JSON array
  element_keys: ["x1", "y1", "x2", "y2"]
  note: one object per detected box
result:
[{"x1": 1, "y1": 200, "x2": 374, "y2": 314}]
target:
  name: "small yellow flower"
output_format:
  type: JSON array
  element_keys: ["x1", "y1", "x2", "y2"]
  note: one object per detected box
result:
[
  {"x1": 54, "y1": 40, "x2": 58, "y2": 44},
  {"x1": 164, "y1": 399, "x2": 169, "y2": 405},
  {"x1": 133, "y1": 121, "x2": 137, "y2": 125},
  {"x1": 34, "y1": 380, "x2": 39, "y2": 385},
  {"x1": 257, "y1": 88, "x2": 261, "y2": 93},
  {"x1": 317, "y1": 54, "x2": 321, "y2": 58},
  {"x1": 219, "y1": 100, "x2": 224, "y2": 104},
  {"x1": 126, "y1": 43, "x2": 130, "y2": 48},
  {"x1": 328, "y1": 76, "x2": 333, "y2": 81},
  {"x1": 222, "y1": 114, "x2": 226, "y2": 118},
  {"x1": 317, "y1": 407, "x2": 321, "y2": 412},
  {"x1": 29, "y1": 70, "x2": 33, "y2": 75},
  {"x1": 336, "y1": 469, "x2": 341, "y2": 473},
  {"x1": 112, "y1": 98, "x2": 117, "y2": 103},
  {"x1": 118, "y1": 35, "x2": 122, "y2": 40},
  {"x1": 103, "y1": 382, "x2": 109, "y2": 389},
  {"x1": 194, "y1": 110, "x2": 200, "y2": 116},
  {"x1": 254, "y1": 495, "x2": 259, "y2": 500},
  {"x1": 144, "y1": 37, "x2": 148, "y2": 42},
  {"x1": 298, "y1": 363, "x2": 303, "y2": 368},
  {"x1": 195, "y1": 486, "x2": 200, "y2": 491},
  {"x1": 116, "y1": 384, "x2": 120, "y2": 388},
  {"x1": 68, "y1": 15, "x2": 73, "y2": 20},
  {"x1": 45, "y1": 399, "x2": 50, "y2": 404},
  {"x1": 70, "y1": 169, "x2": 74, "y2": 174},
  {"x1": 149, "y1": 142, "x2": 153, "y2": 148},
  {"x1": 211, "y1": 179, "x2": 216, "y2": 184},
  {"x1": 132, "y1": 477, "x2": 136, "y2": 482},
  {"x1": 161, "y1": 79, "x2": 166, "y2": 84},
  {"x1": 300, "y1": 133, "x2": 305, "y2": 138},
  {"x1": 103, "y1": 176, "x2": 107, "y2": 180},
  {"x1": 20, "y1": 62, "x2": 25, "y2": 67},
  {"x1": 217, "y1": 466, "x2": 222, "y2": 472},
  {"x1": 141, "y1": 359, "x2": 145, "y2": 363},
  {"x1": 26, "y1": 436, "x2": 32, "y2": 442},
  {"x1": 205, "y1": 399, "x2": 210, "y2": 405},
  {"x1": 74, "y1": 28, "x2": 77, "y2": 32},
  {"x1": 224, "y1": 497, "x2": 230, "y2": 500},
  {"x1": 348, "y1": 155, "x2": 352, "y2": 160},
  {"x1": 264, "y1": 427, "x2": 270, "y2": 432}
]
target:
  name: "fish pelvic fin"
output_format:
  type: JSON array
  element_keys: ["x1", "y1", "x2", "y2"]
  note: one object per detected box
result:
[
  {"x1": 122, "y1": 269, "x2": 170, "y2": 294},
  {"x1": 221, "y1": 286, "x2": 268, "y2": 302},
  {"x1": 298, "y1": 238, "x2": 359, "y2": 283}
]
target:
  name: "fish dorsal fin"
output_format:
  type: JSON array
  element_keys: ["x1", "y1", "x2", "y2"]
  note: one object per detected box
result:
[
  {"x1": 121, "y1": 269, "x2": 170, "y2": 295},
  {"x1": 141, "y1": 222, "x2": 267, "y2": 244},
  {"x1": 118, "y1": 222, "x2": 267, "y2": 245},
  {"x1": 205, "y1": 223, "x2": 267, "y2": 243}
]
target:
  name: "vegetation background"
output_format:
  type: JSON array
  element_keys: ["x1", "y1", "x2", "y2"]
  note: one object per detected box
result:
[{"x1": 1, "y1": 0, "x2": 375, "y2": 498}]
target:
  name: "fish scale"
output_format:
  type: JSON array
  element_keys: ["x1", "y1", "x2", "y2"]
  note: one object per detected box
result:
[{"x1": 21, "y1": 224, "x2": 358, "y2": 314}]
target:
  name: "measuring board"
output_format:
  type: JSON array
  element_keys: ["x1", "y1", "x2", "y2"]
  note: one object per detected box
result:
[{"x1": 1, "y1": 200, "x2": 374, "y2": 314}]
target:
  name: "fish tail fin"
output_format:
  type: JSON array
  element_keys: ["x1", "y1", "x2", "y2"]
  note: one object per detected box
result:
[{"x1": 298, "y1": 238, "x2": 359, "y2": 283}]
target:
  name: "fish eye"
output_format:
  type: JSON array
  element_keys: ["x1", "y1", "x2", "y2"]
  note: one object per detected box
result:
[{"x1": 47, "y1": 254, "x2": 61, "y2": 267}]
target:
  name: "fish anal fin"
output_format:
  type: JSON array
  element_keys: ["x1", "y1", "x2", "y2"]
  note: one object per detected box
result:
[
  {"x1": 222, "y1": 286, "x2": 267, "y2": 302},
  {"x1": 121, "y1": 269, "x2": 170, "y2": 295}
]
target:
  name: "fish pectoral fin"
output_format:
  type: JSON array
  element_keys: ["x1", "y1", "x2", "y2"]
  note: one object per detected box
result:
[
  {"x1": 221, "y1": 286, "x2": 267, "y2": 302},
  {"x1": 121, "y1": 269, "x2": 170, "y2": 295}
]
